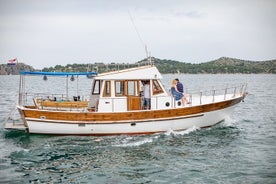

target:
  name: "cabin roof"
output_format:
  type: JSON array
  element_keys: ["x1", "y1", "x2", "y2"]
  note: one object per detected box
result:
[{"x1": 94, "y1": 65, "x2": 162, "y2": 80}]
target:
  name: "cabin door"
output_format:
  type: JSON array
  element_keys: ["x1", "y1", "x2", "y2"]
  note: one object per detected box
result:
[{"x1": 126, "y1": 80, "x2": 141, "y2": 111}]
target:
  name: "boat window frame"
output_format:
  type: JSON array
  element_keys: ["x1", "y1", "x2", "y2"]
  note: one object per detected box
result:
[
  {"x1": 152, "y1": 79, "x2": 164, "y2": 95},
  {"x1": 115, "y1": 80, "x2": 125, "y2": 96},
  {"x1": 127, "y1": 80, "x2": 136, "y2": 96},
  {"x1": 125, "y1": 80, "x2": 140, "y2": 97},
  {"x1": 92, "y1": 79, "x2": 101, "y2": 95},
  {"x1": 103, "y1": 80, "x2": 111, "y2": 97}
]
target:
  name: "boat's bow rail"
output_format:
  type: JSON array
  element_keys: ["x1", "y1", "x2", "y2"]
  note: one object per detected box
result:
[{"x1": 185, "y1": 83, "x2": 247, "y2": 105}]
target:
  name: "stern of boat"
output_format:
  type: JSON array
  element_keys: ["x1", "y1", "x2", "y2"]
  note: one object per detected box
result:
[{"x1": 3, "y1": 105, "x2": 28, "y2": 132}]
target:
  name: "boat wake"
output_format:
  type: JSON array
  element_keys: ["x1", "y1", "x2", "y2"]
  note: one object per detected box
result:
[
  {"x1": 113, "y1": 135, "x2": 160, "y2": 147},
  {"x1": 164, "y1": 126, "x2": 200, "y2": 136},
  {"x1": 222, "y1": 116, "x2": 238, "y2": 127},
  {"x1": 113, "y1": 127, "x2": 201, "y2": 147}
]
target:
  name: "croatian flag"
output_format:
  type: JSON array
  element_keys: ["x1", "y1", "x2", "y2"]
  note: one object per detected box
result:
[{"x1": 7, "y1": 58, "x2": 17, "y2": 65}]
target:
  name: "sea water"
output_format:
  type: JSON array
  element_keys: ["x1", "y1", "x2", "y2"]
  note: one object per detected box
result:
[{"x1": 0, "y1": 74, "x2": 275, "y2": 184}]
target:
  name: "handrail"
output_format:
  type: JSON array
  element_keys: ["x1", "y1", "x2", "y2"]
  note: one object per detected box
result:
[{"x1": 20, "y1": 83, "x2": 247, "y2": 112}]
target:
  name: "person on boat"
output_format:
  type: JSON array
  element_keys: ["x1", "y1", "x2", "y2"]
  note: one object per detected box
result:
[
  {"x1": 175, "y1": 78, "x2": 184, "y2": 93},
  {"x1": 175, "y1": 78, "x2": 188, "y2": 104},
  {"x1": 171, "y1": 79, "x2": 187, "y2": 105},
  {"x1": 143, "y1": 80, "x2": 151, "y2": 110}
]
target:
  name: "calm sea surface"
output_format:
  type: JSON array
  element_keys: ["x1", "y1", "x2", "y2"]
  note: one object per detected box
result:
[{"x1": 0, "y1": 74, "x2": 275, "y2": 184}]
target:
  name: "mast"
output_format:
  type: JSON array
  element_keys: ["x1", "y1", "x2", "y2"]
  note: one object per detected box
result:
[{"x1": 128, "y1": 11, "x2": 151, "y2": 64}]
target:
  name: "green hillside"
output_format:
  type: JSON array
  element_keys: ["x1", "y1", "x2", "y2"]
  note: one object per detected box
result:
[
  {"x1": 1, "y1": 57, "x2": 275, "y2": 75},
  {"x1": 152, "y1": 57, "x2": 276, "y2": 74}
]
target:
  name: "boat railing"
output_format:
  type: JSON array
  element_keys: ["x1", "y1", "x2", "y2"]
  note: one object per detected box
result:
[
  {"x1": 185, "y1": 83, "x2": 247, "y2": 105},
  {"x1": 20, "y1": 92, "x2": 90, "y2": 111},
  {"x1": 20, "y1": 83, "x2": 247, "y2": 112},
  {"x1": 96, "y1": 83, "x2": 247, "y2": 111}
]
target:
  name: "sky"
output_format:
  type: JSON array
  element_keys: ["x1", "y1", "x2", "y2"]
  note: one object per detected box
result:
[{"x1": 0, "y1": 0, "x2": 275, "y2": 69}]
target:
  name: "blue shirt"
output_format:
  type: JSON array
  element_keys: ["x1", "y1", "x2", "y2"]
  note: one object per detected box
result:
[{"x1": 176, "y1": 82, "x2": 184, "y2": 93}]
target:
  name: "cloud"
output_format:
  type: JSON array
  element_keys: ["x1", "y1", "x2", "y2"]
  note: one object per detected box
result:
[
  {"x1": 0, "y1": 0, "x2": 275, "y2": 68},
  {"x1": 173, "y1": 10, "x2": 206, "y2": 19}
]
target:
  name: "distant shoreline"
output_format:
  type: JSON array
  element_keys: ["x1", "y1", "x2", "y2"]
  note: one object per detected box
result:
[{"x1": 1, "y1": 56, "x2": 275, "y2": 75}]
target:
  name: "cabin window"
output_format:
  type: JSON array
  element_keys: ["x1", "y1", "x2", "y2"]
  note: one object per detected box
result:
[
  {"x1": 92, "y1": 80, "x2": 100, "y2": 95},
  {"x1": 152, "y1": 80, "x2": 164, "y2": 95},
  {"x1": 103, "y1": 81, "x2": 111, "y2": 97},
  {"x1": 127, "y1": 81, "x2": 135, "y2": 96},
  {"x1": 115, "y1": 81, "x2": 125, "y2": 96}
]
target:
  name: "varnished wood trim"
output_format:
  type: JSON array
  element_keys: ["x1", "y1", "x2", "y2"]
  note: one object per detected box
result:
[
  {"x1": 38, "y1": 100, "x2": 88, "y2": 108},
  {"x1": 21, "y1": 96, "x2": 243, "y2": 124}
]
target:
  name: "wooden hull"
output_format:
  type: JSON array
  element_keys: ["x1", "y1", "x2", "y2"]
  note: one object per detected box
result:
[{"x1": 17, "y1": 95, "x2": 244, "y2": 135}]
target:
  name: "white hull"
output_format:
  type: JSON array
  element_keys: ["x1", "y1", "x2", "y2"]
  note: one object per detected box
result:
[{"x1": 25, "y1": 106, "x2": 235, "y2": 135}]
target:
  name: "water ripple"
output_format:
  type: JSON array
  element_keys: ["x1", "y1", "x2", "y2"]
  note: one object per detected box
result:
[{"x1": 1, "y1": 74, "x2": 276, "y2": 183}]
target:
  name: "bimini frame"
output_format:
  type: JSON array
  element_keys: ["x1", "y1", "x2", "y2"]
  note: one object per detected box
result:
[{"x1": 18, "y1": 71, "x2": 98, "y2": 106}]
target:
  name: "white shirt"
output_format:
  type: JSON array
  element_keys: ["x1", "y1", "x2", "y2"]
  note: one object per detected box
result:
[{"x1": 144, "y1": 84, "x2": 150, "y2": 98}]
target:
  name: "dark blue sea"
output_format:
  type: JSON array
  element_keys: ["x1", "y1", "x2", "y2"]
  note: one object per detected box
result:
[{"x1": 0, "y1": 74, "x2": 275, "y2": 184}]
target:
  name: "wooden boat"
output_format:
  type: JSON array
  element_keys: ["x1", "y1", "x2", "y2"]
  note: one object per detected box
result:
[{"x1": 4, "y1": 64, "x2": 247, "y2": 135}]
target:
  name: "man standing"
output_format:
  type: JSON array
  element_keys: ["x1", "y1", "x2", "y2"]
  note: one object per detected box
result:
[{"x1": 143, "y1": 80, "x2": 151, "y2": 109}]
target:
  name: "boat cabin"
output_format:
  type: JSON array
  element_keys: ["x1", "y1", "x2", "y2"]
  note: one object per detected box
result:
[{"x1": 88, "y1": 65, "x2": 178, "y2": 112}]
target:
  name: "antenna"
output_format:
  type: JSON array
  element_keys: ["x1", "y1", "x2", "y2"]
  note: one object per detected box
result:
[{"x1": 128, "y1": 11, "x2": 150, "y2": 60}]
